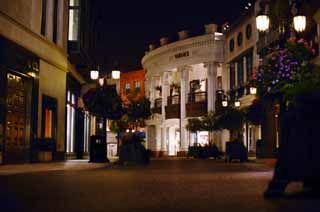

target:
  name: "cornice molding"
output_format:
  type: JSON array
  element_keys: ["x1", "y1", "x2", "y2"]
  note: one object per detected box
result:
[
  {"x1": 142, "y1": 34, "x2": 221, "y2": 68},
  {"x1": 0, "y1": 11, "x2": 69, "y2": 72}
]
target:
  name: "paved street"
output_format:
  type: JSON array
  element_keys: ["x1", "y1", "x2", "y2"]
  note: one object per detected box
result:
[{"x1": 0, "y1": 159, "x2": 319, "y2": 212}]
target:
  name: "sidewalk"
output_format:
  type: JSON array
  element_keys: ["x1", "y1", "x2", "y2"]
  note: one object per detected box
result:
[{"x1": 0, "y1": 160, "x2": 109, "y2": 176}]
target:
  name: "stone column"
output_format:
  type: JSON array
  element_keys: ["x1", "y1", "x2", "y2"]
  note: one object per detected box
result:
[
  {"x1": 178, "y1": 66, "x2": 190, "y2": 156},
  {"x1": 206, "y1": 62, "x2": 218, "y2": 112},
  {"x1": 160, "y1": 127, "x2": 167, "y2": 156},
  {"x1": 161, "y1": 72, "x2": 169, "y2": 119},
  {"x1": 160, "y1": 72, "x2": 169, "y2": 156},
  {"x1": 155, "y1": 125, "x2": 162, "y2": 157},
  {"x1": 149, "y1": 77, "x2": 155, "y2": 108}
]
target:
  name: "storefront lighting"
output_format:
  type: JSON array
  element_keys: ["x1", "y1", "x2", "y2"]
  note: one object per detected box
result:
[
  {"x1": 293, "y1": 15, "x2": 306, "y2": 32},
  {"x1": 250, "y1": 86, "x2": 257, "y2": 95},
  {"x1": 256, "y1": 14, "x2": 270, "y2": 32},
  {"x1": 98, "y1": 78, "x2": 104, "y2": 86},
  {"x1": 132, "y1": 129, "x2": 135, "y2": 133},
  {"x1": 112, "y1": 70, "x2": 120, "y2": 79},
  {"x1": 234, "y1": 100, "x2": 241, "y2": 108},
  {"x1": 27, "y1": 72, "x2": 37, "y2": 78},
  {"x1": 90, "y1": 70, "x2": 99, "y2": 80},
  {"x1": 222, "y1": 100, "x2": 228, "y2": 107},
  {"x1": 126, "y1": 129, "x2": 130, "y2": 133}
]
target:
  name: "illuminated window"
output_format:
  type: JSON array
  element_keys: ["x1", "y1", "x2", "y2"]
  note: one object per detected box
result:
[
  {"x1": 83, "y1": 111, "x2": 90, "y2": 153},
  {"x1": 66, "y1": 91, "x2": 76, "y2": 153},
  {"x1": 68, "y1": 0, "x2": 80, "y2": 41},
  {"x1": 125, "y1": 83, "x2": 131, "y2": 94},
  {"x1": 134, "y1": 81, "x2": 141, "y2": 93},
  {"x1": 42, "y1": 95, "x2": 57, "y2": 140},
  {"x1": 44, "y1": 108, "x2": 52, "y2": 138}
]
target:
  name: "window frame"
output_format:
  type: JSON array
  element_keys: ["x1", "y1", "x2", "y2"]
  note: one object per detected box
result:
[{"x1": 68, "y1": 0, "x2": 81, "y2": 41}]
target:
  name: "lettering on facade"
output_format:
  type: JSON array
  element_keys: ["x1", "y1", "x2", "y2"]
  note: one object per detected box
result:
[{"x1": 174, "y1": 51, "x2": 189, "y2": 59}]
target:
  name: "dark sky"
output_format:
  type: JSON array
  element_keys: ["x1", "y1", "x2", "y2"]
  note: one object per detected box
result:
[{"x1": 93, "y1": 0, "x2": 254, "y2": 72}]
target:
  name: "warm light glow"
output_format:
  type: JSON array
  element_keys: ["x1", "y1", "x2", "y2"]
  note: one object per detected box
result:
[
  {"x1": 90, "y1": 70, "x2": 99, "y2": 80},
  {"x1": 27, "y1": 72, "x2": 37, "y2": 78},
  {"x1": 126, "y1": 129, "x2": 130, "y2": 133},
  {"x1": 256, "y1": 15, "x2": 270, "y2": 32},
  {"x1": 98, "y1": 78, "x2": 104, "y2": 86},
  {"x1": 250, "y1": 87, "x2": 257, "y2": 95},
  {"x1": 222, "y1": 100, "x2": 228, "y2": 107},
  {"x1": 293, "y1": 15, "x2": 306, "y2": 32},
  {"x1": 132, "y1": 129, "x2": 135, "y2": 133},
  {"x1": 112, "y1": 70, "x2": 120, "y2": 79},
  {"x1": 234, "y1": 100, "x2": 241, "y2": 107}
]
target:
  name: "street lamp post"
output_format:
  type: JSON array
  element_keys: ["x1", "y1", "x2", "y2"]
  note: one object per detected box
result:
[
  {"x1": 89, "y1": 64, "x2": 121, "y2": 162},
  {"x1": 255, "y1": 0, "x2": 312, "y2": 198}
]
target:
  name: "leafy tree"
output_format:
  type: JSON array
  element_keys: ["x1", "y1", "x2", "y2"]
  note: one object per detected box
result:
[
  {"x1": 82, "y1": 85, "x2": 123, "y2": 161},
  {"x1": 186, "y1": 118, "x2": 203, "y2": 133},
  {"x1": 126, "y1": 96, "x2": 151, "y2": 129},
  {"x1": 214, "y1": 108, "x2": 245, "y2": 141}
]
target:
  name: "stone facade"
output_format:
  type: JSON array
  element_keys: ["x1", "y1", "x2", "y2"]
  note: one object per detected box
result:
[
  {"x1": 142, "y1": 24, "x2": 225, "y2": 156},
  {"x1": 0, "y1": 0, "x2": 81, "y2": 163}
]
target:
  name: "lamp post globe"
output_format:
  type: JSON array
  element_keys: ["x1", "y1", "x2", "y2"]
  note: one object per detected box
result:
[
  {"x1": 293, "y1": 15, "x2": 306, "y2": 32},
  {"x1": 90, "y1": 70, "x2": 99, "y2": 80},
  {"x1": 112, "y1": 70, "x2": 121, "y2": 79},
  {"x1": 256, "y1": 14, "x2": 270, "y2": 32}
]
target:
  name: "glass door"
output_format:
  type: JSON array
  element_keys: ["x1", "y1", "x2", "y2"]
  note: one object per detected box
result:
[{"x1": 4, "y1": 73, "x2": 32, "y2": 163}]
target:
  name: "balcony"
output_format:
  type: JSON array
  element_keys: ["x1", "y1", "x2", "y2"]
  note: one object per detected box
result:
[
  {"x1": 165, "y1": 95, "x2": 180, "y2": 119},
  {"x1": 186, "y1": 92, "x2": 207, "y2": 117},
  {"x1": 152, "y1": 98, "x2": 162, "y2": 114}
]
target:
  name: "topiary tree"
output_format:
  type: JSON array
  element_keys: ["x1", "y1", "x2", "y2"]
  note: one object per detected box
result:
[
  {"x1": 214, "y1": 108, "x2": 245, "y2": 142},
  {"x1": 82, "y1": 85, "x2": 123, "y2": 162},
  {"x1": 126, "y1": 96, "x2": 151, "y2": 130}
]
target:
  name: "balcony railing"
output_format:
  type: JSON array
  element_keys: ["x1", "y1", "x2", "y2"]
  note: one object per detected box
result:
[
  {"x1": 188, "y1": 91, "x2": 207, "y2": 103},
  {"x1": 167, "y1": 95, "x2": 180, "y2": 105},
  {"x1": 165, "y1": 95, "x2": 180, "y2": 119},
  {"x1": 186, "y1": 92, "x2": 207, "y2": 117},
  {"x1": 152, "y1": 98, "x2": 162, "y2": 114}
]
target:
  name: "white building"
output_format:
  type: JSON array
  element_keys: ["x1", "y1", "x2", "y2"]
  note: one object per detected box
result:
[{"x1": 142, "y1": 24, "x2": 226, "y2": 157}]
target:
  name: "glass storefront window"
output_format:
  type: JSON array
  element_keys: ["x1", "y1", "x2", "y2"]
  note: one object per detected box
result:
[
  {"x1": 68, "y1": 9, "x2": 79, "y2": 41},
  {"x1": 66, "y1": 91, "x2": 76, "y2": 153}
]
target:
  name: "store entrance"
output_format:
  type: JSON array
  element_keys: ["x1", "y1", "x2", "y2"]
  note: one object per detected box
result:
[{"x1": 4, "y1": 72, "x2": 32, "y2": 163}]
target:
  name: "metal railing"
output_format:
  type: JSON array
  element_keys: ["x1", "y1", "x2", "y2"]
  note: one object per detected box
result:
[
  {"x1": 188, "y1": 91, "x2": 207, "y2": 103},
  {"x1": 167, "y1": 95, "x2": 180, "y2": 105},
  {"x1": 154, "y1": 98, "x2": 162, "y2": 108}
]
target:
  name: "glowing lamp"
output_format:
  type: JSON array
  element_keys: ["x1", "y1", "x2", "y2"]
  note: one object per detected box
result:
[
  {"x1": 250, "y1": 86, "x2": 257, "y2": 95},
  {"x1": 112, "y1": 70, "x2": 120, "y2": 79},
  {"x1": 98, "y1": 78, "x2": 104, "y2": 86},
  {"x1": 90, "y1": 70, "x2": 99, "y2": 80},
  {"x1": 256, "y1": 15, "x2": 270, "y2": 32},
  {"x1": 222, "y1": 100, "x2": 228, "y2": 107},
  {"x1": 234, "y1": 100, "x2": 241, "y2": 108},
  {"x1": 293, "y1": 15, "x2": 306, "y2": 32}
]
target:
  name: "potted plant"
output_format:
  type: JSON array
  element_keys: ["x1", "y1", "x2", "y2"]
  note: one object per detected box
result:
[{"x1": 36, "y1": 138, "x2": 56, "y2": 162}]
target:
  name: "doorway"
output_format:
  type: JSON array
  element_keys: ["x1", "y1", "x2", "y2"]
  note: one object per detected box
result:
[{"x1": 4, "y1": 72, "x2": 32, "y2": 163}]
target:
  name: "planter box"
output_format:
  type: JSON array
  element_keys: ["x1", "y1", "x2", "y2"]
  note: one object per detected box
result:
[{"x1": 38, "y1": 151, "x2": 53, "y2": 162}]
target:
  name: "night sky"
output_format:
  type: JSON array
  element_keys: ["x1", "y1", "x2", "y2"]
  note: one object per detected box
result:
[{"x1": 93, "y1": 0, "x2": 253, "y2": 72}]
